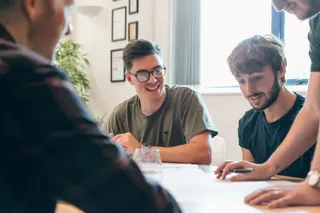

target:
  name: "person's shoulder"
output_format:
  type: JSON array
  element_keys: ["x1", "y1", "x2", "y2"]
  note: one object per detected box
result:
[
  {"x1": 109, "y1": 95, "x2": 137, "y2": 118},
  {"x1": 295, "y1": 92, "x2": 306, "y2": 102},
  {"x1": 294, "y1": 92, "x2": 306, "y2": 109},
  {"x1": 0, "y1": 39, "x2": 52, "y2": 69},
  {"x1": 168, "y1": 85, "x2": 199, "y2": 97},
  {"x1": 309, "y1": 13, "x2": 320, "y2": 34}
]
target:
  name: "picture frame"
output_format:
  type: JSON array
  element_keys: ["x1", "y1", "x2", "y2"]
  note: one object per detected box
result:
[
  {"x1": 129, "y1": 0, "x2": 139, "y2": 14},
  {"x1": 128, "y1": 21, "x2": 138, "y2": 41},
  {"x1": 110, "y1": 49, "x2": 125, "y2": 82},
  {"x1": 112, "y1": 7, "x2": 127, "y2": 42}
]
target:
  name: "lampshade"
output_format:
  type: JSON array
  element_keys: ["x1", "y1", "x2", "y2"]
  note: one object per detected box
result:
[{"x1": 76, "y1": 0, "x2": 104, "y2": 16}]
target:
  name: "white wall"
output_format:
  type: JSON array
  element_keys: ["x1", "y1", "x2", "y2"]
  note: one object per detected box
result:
[
  {"x1": 73, "y1": 0, "x2": 158, "y2": 118},
  {"x1": 72, "y1": 0, "x2": 307, "y2": 160}
]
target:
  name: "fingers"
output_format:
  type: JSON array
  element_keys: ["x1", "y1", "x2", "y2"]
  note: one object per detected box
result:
[
  {"x1": 215, "y1": 161, "x2": 232, "y2": 179},
  {"x1": 108, "y1": 133, "x2": 114, "y2": 138},
  {"x1": 246, "y1": 190, "x2": 283, "y2": 206},
  {"x1": 229, "y1": 173, "x2": 255, "y2": 182},
  {"x1": 267, "y1": 196, "x2": 293, "y2": 209},
  {"x1": 112, "y1": 134, "x2": 123, "y2": 142},
  {"x1": 220, "y1": 161, "x2": 246, "y2": 180},
  {"x1": 229, "y1": 174, "x2": 252, "y2": 181},
  {"x1": 245, "y1": 188, "x2": 269, "y2": 203}
]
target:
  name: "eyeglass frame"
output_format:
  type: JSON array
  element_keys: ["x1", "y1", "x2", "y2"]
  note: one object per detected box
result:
[{"x1": 127, "y1": 65, "x2": 167, "y2": 83}]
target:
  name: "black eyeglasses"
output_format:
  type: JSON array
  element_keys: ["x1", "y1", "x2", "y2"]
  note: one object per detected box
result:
[{"x1": 128, "y1": 66, "x2": 167, "y2": 83}]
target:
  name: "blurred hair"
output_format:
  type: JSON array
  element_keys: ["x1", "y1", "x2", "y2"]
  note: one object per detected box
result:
[{"x1": 227, "y1": 34, "x2": 286, "y2": 83}]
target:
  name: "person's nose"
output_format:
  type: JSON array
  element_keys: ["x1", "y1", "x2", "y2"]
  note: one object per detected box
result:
[
  {"x1": 246, "y1": 82, "x2": 255, "y2": 95},
  {"x1": 148, "y1": 73, "x2": 157, "y2": 83}
]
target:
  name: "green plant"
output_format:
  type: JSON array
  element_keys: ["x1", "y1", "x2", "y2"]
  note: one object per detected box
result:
[{"x1": 55, "y1": 39, "x2": 90, "y2": 103}]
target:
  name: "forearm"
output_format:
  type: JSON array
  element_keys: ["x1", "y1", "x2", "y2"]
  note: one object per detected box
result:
[
  {"x1": 266, "y1": 106, "x2": 318, "y2": 175},
  {"x1": 153, "y1": 143, "x2": 212, "y2": 165}
]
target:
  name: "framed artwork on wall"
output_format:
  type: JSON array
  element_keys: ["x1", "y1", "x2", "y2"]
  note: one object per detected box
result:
[
  {"x1": 129, "y1": 0, "x2": 139, "y2": 14},
  {"x1": 128, "y1": 21, "x2": 138, "y2": 41},
  {"x1": 112, "y1": 6, "x2": 127, "y2": 41},
  {"x1": 110, "y1": 49, "x2": 125, "y2": 82}
]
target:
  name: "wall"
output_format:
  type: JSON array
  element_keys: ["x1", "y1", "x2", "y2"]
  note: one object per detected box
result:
[
  {"x1": 72, "y1": 0, "x2": 307, "y2": 160},
  {"x1": 73, "y1": 0, "x2": 160, "y2": 118}
]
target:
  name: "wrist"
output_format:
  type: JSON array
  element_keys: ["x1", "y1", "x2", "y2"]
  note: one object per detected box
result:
[
  {"x1": 311, "y1": 160, "x2": 320, "y2": 171},
  {"x1": 263, "y1": 161, "x2": 278, "y2": 177}
]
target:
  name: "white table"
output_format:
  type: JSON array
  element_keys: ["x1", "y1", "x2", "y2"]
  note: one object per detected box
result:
[{"x1": 56, "y1": 163, "x2": 320, "y2": 213}]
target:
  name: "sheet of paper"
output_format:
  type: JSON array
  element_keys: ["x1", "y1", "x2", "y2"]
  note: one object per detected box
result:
[{"x1": 161, "y1": 163, "x2": 198, "y2": 169}]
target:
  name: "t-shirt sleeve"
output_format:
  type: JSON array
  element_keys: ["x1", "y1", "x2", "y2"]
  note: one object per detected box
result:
[
  {"x1": 181, "y1": 90, "x2": 218, "y2": 142},
  {"x1": 106, "y1": 109, "x2": 122, "y2": 135},
  {"x1": 308, "y1": 14, "x2": 320, "y2": 72},
  {"x1": 238, "y1": 116, "x2": 249, "y2": 149}
]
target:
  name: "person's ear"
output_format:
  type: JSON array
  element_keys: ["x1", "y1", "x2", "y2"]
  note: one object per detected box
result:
[
  {"x1": 279, "y1": 60, "x2": 287, "y2": 78},
  {"x1": 125, "y1": 72, "x2": 133, "y2": 85},
  {"x1": 22, "y1": 0, "x2": 40, "y2": 22}
]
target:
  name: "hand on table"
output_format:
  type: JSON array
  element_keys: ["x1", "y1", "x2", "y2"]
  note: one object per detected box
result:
[
  {"x1": 214, "y1": 160, "x2": 273, "y2": 181},
  {"x1": 109, "y1": 132, "x2": 141, "y2": 156},
  {"x1": 244, "y1": 181, "x2": 320, "y2": 208}
]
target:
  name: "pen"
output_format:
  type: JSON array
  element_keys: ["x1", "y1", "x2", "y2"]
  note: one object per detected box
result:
[{"x1": 221, "y1": 168, "x2": 253, "y2": 173}]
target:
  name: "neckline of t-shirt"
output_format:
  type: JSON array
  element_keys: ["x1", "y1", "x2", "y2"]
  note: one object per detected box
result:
[
  {"x1": 262, "y1": 92, "x2": 302, "y2": 125},
  {"x1": 136, "y1": 85, "x2": 171, "y2": 120}
]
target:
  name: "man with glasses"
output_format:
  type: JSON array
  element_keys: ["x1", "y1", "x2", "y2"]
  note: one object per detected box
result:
[
  {"x1": 107, "y1": 39, "x2": 218, "y2": 164},
  {"x1": 215, "y1": 0, "x2": 320, "y2": 208}
]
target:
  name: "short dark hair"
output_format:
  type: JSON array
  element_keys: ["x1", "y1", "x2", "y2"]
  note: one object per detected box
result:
[
  {"x1": 227, "y1": 34, "x2": 286, "y2": 83},
  {"x1": 122, "y1": 39, "x2": 162, "y2": 71}
]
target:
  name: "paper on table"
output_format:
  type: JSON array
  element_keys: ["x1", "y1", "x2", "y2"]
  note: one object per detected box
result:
[
  {"x1": 161, "y1": 163, "x2": 198, "y2": 169},
  {"x1": 166, "y1": 180, "x2": 273, "y2": 204}
]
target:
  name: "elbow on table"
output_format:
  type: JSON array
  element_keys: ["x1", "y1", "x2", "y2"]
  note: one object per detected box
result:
[{"x1": 195, "y1": 147, "x2": 212, "y2": 165}]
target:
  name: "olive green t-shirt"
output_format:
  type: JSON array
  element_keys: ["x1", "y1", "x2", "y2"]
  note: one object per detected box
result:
[
  {"x1": 308, "y1": 13, "x2": 320, "y2": 71},
  {"x1": 107, "y1": 85, "x2": 218, "y2": 147}
]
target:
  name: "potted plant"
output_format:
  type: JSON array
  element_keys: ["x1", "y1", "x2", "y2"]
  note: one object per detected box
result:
[{"x1": 55, "y1": 39, "x2": 90, "y2": 103}]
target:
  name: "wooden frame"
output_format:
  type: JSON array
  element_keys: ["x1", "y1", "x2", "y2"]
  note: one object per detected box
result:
[
  {"x1": 110, "y1": 49, "x2": 125, "y2": 82},
  {"x1": 111, "y1": 6, "x2": 127, "y2": 42},
  {"x1": 128, "y1": 21, "x2": 138, "y2": 41},
  {"x1": 129, "y1": 0, "x2": 139, "y2": 14}
]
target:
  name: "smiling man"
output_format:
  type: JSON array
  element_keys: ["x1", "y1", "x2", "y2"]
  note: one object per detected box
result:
[
  {"x1": 216, "y1": 34, "x2": 315, "y2": 179},
  {"x1": 107, "y1": 39, "x2": 218, "y2": 165}
]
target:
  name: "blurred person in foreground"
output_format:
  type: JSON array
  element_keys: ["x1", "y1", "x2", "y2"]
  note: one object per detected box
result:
[{"x1": 0, "y1": 0, "x2": 181, "y2": 212}]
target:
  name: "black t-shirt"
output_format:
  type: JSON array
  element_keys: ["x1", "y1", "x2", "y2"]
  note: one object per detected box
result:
[{"x1": 238, "y1": 93, "x2": 315, "y2": 178}]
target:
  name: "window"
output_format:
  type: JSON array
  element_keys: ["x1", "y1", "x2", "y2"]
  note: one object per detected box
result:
[
  {"x1": 200, "y1": 0, "x2": 310, "y2": 87},
  {"x1": 284, "y1": 13, "x2": 310, "y2": 83}
]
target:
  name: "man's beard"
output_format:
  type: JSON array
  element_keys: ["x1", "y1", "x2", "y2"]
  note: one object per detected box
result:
[{"x1": 249, "y1": 77, "x2": 281, "y2": 111}]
